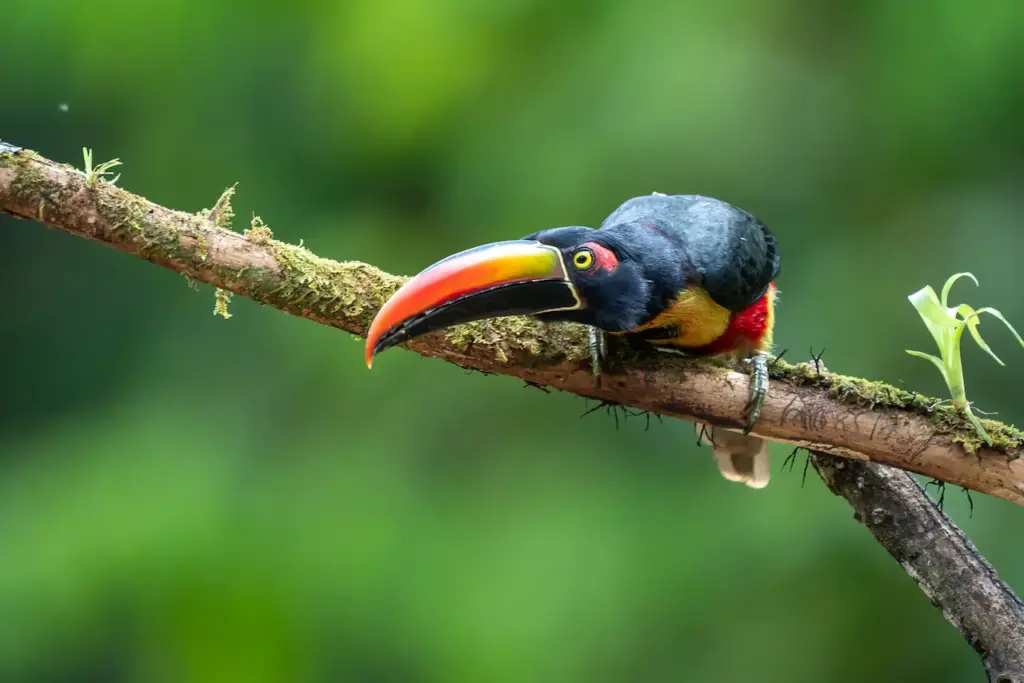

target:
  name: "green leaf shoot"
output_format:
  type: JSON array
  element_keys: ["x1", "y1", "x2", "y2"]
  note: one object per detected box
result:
[{"x1": 906, "y1": 272, "x2": 1024, "y2": 445}]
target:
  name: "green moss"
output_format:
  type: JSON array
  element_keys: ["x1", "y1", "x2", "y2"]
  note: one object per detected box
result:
[
  {"x1": 443, "y1": 317, "x2": 588, "y2": 367},
  {"x1": 195, "y1": 233, "x2": 209, "y2": 261},
  {"x1": 0, "y1": 147, "x2": 32, "y2": 163},
  {"x1": 4, "y1": 151, "x2": 109, "y2": 230},
  {"x1": 8, "y1": 155, "x2": 48, "y2": 204},
  {"x1": 205, "y1": 184, "x2": 236, "y2": 228},
  {"x1": 213, "y1": 288, "x2": 233, "y2": 319},
  {"x1": 445, "y1": 321, "x2": 511, "y2": 363},
  {"x1": 769, "y1": 358, "x2": 1024, "y2": 455},
  {"x1": 122, "y1": 198, "x2": 149, "y2": 235},
  {"x1": 443, "y1": 319, "x2": 523, "y2": 363},
  {"x1": 259, "y1": 236, "x2": 404, "y2": 332},
  {"x1": 771, "y1": 358, "x2": 923, "y2": 408},
  {"x1": 930, "y1": 406, "x2": 1024, "y2": 455},
  {"x1": 101, "y1": 194, "x2": 186, "y2": 261},
  {"x1": 244, "y1": 215, "x2": 274, "y2": 244}
]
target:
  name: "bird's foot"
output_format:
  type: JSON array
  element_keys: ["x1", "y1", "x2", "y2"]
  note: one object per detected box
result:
[
  {"x1": 588, "y1": 327, "x2": 609, "y2": 389},
  {"x1": 742, "y1": 353, "x2": 769, "y2": 435}
]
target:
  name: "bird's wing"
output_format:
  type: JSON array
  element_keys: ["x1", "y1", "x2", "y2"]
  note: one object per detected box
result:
[{"x1": 601, "y1": 194, "x2": 780, "y2": 312}]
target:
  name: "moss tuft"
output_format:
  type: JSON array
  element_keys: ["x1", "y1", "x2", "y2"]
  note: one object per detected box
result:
[
  {"x1": 931, "y1": 406, "x2": 1024, "y2": 455},
  {"x1": 196, "y1": 233, "x2": 209, "y2": 261},
  {"x1": 214, "y1": 288, "x2": 233, "y2": 319},
  {"x1": 205, "y1": 184, "x2": 236, "y2": 229},
  {"x1": 244, "y1": 215, "x2": 274, "y2": 244}
]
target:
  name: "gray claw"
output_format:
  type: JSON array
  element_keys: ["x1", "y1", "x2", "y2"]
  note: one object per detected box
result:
[
  {"x1": 743, "y1": 353, "x2": 769, "y2": 434},
  {"x1": 588, "y1": 327, "x2": 608, "y2": 389}
]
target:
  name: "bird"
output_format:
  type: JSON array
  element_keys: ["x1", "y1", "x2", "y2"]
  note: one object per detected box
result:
[{"x1": 365, "y1": 193, "x2": 781, "y2": 488}]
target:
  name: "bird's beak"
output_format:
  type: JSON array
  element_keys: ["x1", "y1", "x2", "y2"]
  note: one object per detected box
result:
[{"x1": 365, "y1": 240, "x2": 582, "y2": 367}]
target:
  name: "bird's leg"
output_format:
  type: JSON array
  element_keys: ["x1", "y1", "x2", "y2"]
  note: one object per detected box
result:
[
  {"x1": 742, "y1": 352, "x2": 769, "y2": 435},
  {"x1": 588, "y1": 326, "x2": 609, "y2": 389}
]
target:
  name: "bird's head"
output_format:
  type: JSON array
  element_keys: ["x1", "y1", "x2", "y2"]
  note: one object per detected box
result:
[{"x1": 364, "y1": 226, "x2": 652, "y2": 367}]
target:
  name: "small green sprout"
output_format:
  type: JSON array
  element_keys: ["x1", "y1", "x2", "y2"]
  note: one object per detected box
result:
[
  {"x1": 74, "y1": 147, "x2": 122, "y2": 187},
  {"x1": 907, "y1": 272, "x2": 1024, "y2": 444}
]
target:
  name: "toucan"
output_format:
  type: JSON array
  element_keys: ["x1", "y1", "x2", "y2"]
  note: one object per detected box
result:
[{"x1": 364, "y1": 193, "x2": 781, "y2": 488}]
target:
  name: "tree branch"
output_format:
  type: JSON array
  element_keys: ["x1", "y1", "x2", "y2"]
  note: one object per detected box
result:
[
  {"x1": 2, "y1": 144, "x2": 1023, "y2": 507},
  {"x1": 812, "y1": 452, "x2": 1024, "y2": 682},
  {"x1": 5, "y1": 142, "x2": 1024, "y2": 676}
]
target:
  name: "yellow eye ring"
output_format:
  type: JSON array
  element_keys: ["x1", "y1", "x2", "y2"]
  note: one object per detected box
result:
[{"x1": 572, "y1": 249, "x2": 595, "y2": 270}]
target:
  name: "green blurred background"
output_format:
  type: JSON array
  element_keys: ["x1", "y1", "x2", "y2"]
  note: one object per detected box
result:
[{"x1": 3, "y1": 0, "x2": 1024, "y2": 681}]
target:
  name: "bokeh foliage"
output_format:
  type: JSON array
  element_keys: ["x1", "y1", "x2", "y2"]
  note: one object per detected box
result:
[{"x1": 2, "y1": 0, "x2": 1024, "y2": 681}]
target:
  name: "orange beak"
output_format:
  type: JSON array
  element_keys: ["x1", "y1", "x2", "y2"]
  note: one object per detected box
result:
[{"x1": 365, "y1": 240, "x2": 581, "y2": 367}]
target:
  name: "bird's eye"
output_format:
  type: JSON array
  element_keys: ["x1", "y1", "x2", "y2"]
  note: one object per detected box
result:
[{"x1": 572, "y1": 248, "x2": 595, "y2": 270}]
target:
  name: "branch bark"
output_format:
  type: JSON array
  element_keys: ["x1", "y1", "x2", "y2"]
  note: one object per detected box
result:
[
  {"x1": 813, "y1": 452, "x2": 1024, "y2": 682},
  {"x1": 2, "y1": 144, "x2": 1023, "y2": 504},
  {"x1": 3, "y1": 142, "x2": 1024, "y2": 677}
]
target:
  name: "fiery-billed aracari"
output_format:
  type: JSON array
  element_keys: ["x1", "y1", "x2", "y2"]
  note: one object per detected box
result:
[{"x1": 365, "y1": 194, "x2": 781, "y2": 488}]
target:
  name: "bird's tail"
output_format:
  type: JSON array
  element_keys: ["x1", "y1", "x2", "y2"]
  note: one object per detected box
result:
[{"x1": 697, "y1": 423, "x2": 771, "y2": 489}]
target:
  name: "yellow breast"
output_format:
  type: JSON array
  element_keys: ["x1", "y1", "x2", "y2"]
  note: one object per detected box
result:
[{"x1": 630, "y1": 286, "x2": 732, "y2": 348}]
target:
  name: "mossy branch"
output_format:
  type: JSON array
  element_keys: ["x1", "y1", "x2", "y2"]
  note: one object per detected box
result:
[
  {"x1": 4, "y1": 142, "x2": 1023, "y2": 680},
  {"x1": 2, "y1": 144, "x2": 1024, "y2": 507}
]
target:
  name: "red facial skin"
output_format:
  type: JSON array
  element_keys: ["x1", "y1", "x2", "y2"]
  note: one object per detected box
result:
[{"x1": 585, "y1": 242, "x2": 619, "y2": 273}]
